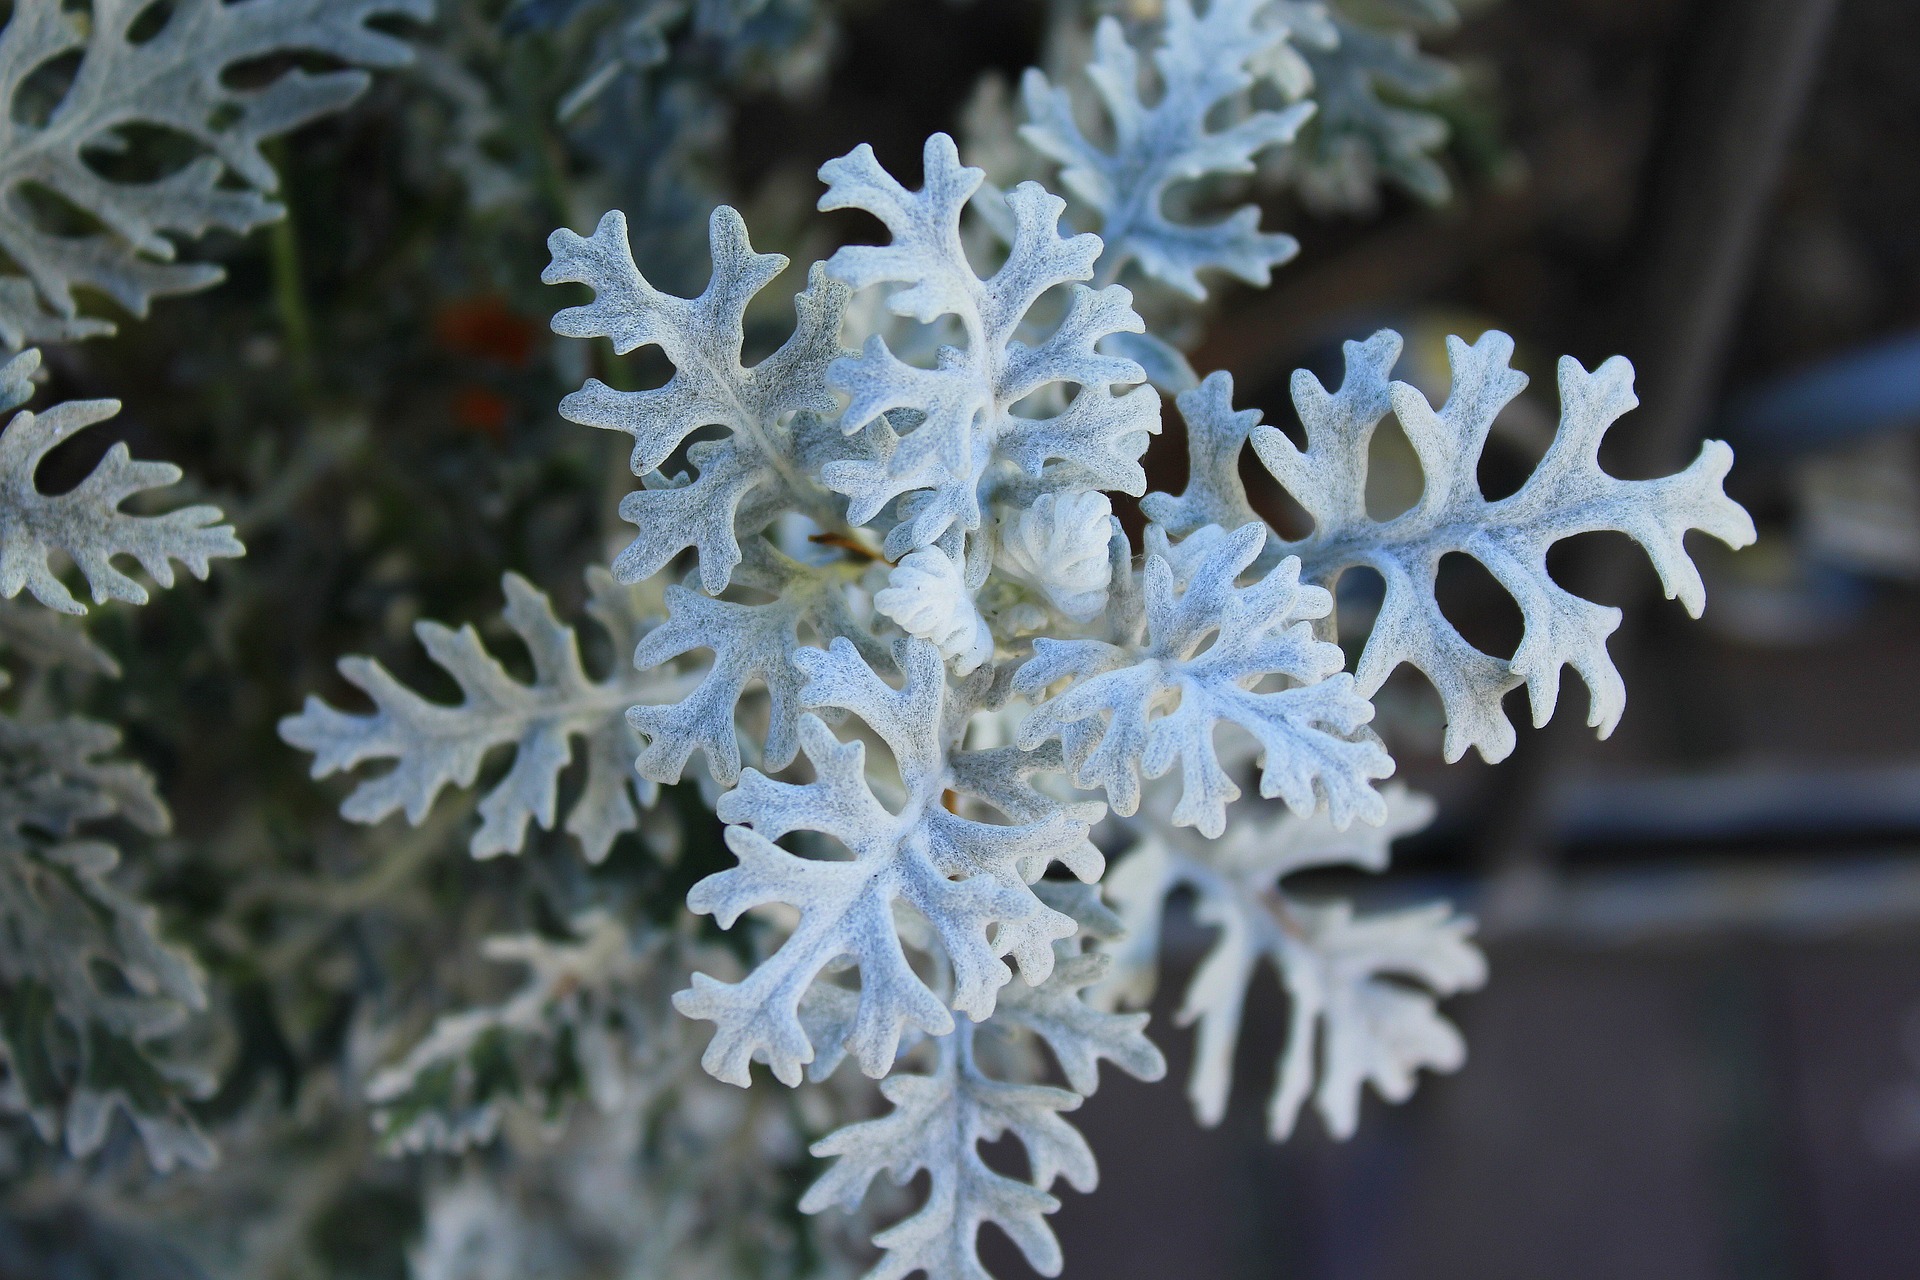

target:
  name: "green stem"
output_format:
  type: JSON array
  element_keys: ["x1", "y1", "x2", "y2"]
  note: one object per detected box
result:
[{"x1": 264, "y1": 140, "x2": 317, "y2": 396}]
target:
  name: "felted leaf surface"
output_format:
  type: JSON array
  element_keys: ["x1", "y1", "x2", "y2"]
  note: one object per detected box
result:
[
  {"x1": 801, "y1": 1027, "x2": 1088, "y2": 1280},
  {"x1": 1137, "y1": 369, "x2": 1269, "y2": 548},
  {"x1": 282, "y1": 570, "x2": 667, "y2": 862},
  {"x1": 816, "y1": 133, "x2": 1160, "y2": 555},
  {"x1": 1102, "y1": 783, "x2": 1482, "y2": 1140},
  {"x1": 1148, "y1": 331, "x2": 1757, "y2": 762},
  {"x1": 801, "y1": 960, "x2": 1160, "y2": 1280},
  {"x1": 0, "y1": 348, "x2": 34, "y2": 414},
  {"x1": 1020, "y1": 0, "x2": 1318, "y2": 299},
  {"x1": 0, "y1": 0, "x2": 430, "y2": 347},
  {"x1": 991, "y1": 950, "x2": 1166, "y2": 1097},
  {"x1": 0, "y1": 353, "x2": 243, "y2": 615},
  {"x1": 626, "y1": 550, "x2": 881, "y2": 788},
  {"x1": 674, "y1": 638, "x2": 1103, "y2": 1087},
  {"x1": 994, "y1": 491, "x2": 1116, "y2": 625},
  {"x1": 545, "y1": 206, "x2": 849, "y2": 593},
  {"x1": 1015, "y1": 521, "x2": 1391, "y2": 837},
  {"x1": 0, "y1": 713, "x2": 211, "y2": 1171},
  {"x1": 874, "y1": 544, "x2": 994, "y2": 673}
]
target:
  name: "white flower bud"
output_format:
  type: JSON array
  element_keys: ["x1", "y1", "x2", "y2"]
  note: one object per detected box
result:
[
  {"x1": 874, "y1": 547, "x2": 993, "y2": 673},
  {"x1": 996, "y1": 491, "x2": 1114, "y2": 622}
]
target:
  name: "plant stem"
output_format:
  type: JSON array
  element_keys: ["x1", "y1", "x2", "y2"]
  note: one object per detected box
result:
[{"x1": 264, "y1": 140, "x2": 318, "y2": 397}]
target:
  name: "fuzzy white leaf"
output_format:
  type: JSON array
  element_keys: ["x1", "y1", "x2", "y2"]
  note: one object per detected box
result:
[
  {"x1": 675, "y1": 638, "x2": 1103, "y2": 1087},
  {"x1": 994, "y1": 490, "x2": 1115, "y2": 623},
  {"x1": 801, "y1": 960, "x2": 1161, "y2": 1280},
  {"x1": 0, "y1": 359, "x2": 243, "y2": 614},
  {"x1": 627, "y1": 551, "x2": 882, "y2": 787},
  {"x1": 0, "y1": 348, "x2": 34, "y2": 414},
  {"x1": 875, "y1": 546, "x2": 993, "y2": 674},
  {"x1": 1015, "y1": 521, "x2": 1391, "y2": 836},
  {"x1": 545, "y1": 207, "x2": 850, "y2": 592},
  {"x1": 816, "y1": 134, "x2": 1161, "y2": 555},
  {"x1": 1260, "y1": 895, "x2": 1480, "y2": 1139},
  {"x1": 1138, "y1": 369, "x2": 1270, "y2": 542},
  {"x1": 1104, "y1": 783, "x2": 1480, "y2": 1140},
  {"x1": 802, "y1": 1030, "x2": 1087, "y2": 1280},
  {"x1": 1148, "y1": 331, "x2": 1757, "y2": 762},
  {"x1": 993, "y1": 950, "x2": 1166, "y2": 1097},
  {"x1": 0, "y1": 0, "x2": 429, "y2": 347},
  {"x1": 1020, "y1": 0, "x2": 1319, "y2": 298},
  {"x1": 282, "y1": 570, "x2": 666, "y2": 862}
]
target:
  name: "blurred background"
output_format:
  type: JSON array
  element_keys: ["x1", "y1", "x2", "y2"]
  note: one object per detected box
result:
[
  {"x1": 11, "y1": 0, "x2": 1920, "y2": 1276},
  {"x1": 1052, "y1": 0, "x2": 1920, "y2": 1275}
]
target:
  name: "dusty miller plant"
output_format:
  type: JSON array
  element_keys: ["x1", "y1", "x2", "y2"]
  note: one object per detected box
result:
[
  {"x1": 0, "y1": 343, "x2": 244, "y2": 1172},
  {"x1": 292, "y1": 98, "x2": 1750, "y2": 1280},
  {"x1": 0, "y1": 0, "x2": 431, "y2": 348},
  {"x1": 0, "y1": 0, "x2": 1755, "y2": 1275},
  {"x1": 965, "y1": 0, "x2": 1473, "y2": 397},
  {"x1": 0, "y1": 0, "x2": 418, "y2": 1237}
]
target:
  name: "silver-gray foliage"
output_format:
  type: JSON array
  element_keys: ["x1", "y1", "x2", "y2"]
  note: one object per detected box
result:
[
  {"x1": 0, "y1": 0, "x2": 430, "y2": 348},
  {"x1": 281, "y1": 570, "x2": 670, "y2": 862},
  {"x1": 1288, "y1": 0, "x2": 1462, "y2": 212},
  {"x1": 1019, "y1": 0, "x2": 1321, "y2": 298},
  {"x1": 0, "y1": 713, "x2": 211, "y2": 1172},
  {"x1": 524, "y1": 132, "x2": 1738, "y2": 1276},
  {"x1": 1015, "y1": 520, "x2": 1392, "y2": 837},
  {"x1": 1101, "y1": 783, "x2": 1482, "y2": 1139},
  {"x1": 0, "y1": 0, "x2": 428, "y2": 351},
  {"x1": 675, "y1": 637, "x2": 1104, "y2": 1087},
  {"x1": 525, "y1": 133, "x2": 1484, "y2": 1279},
  {"x1": 818, "y1": 134, "x2": 1161, "y2": 556},
  {"x1": 545, "y1": 207, "x2": 852, "y2": 593},
  {"x1": 800, "y1": 952, "x2": 1163, "y2": 1280},
  {"x1": 273, "y1": 62, "x2": 1749, "y2": 1271},
  {"x1": 626, "y1": 545, "x2": 882, "y2": 788},
  {"x1": 0, "y1": 349, "x2": 244, "y2": 616},
  {"x1": 1145, "y1": 331, "x2": 1757, "y2": 762}
]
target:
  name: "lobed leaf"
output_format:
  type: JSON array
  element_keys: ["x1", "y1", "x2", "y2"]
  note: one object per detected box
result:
[
  {"x1": 801, "y1": 964, "x2": 1161, "y2": 1280},
  {"x1": 282, "y1": 570, "x2": 666, "y2": 862},
  {"x1": 1148, "y1": 332, "x2": 1757, "y2": 762},
  {"x1": 1102, "y1": 784, "x2": 1481, "y2": 1140},
  {"x1": 817, "y1": 134, "x2": 1160, "y2": 556},
  {"x1": 626, "y1": 550, "x2": 882, "y2": 787},
  {"x1": 546, "y1": 206, "x2": 849, "y2": 593},
  {"x1": 1020, "y1": 0, "x2": 1320, "y2": 299},
  {"x1": 1015, "y1": 521, "x2": 1392, "y2": 836},
  {"x1": 0, "y1": 713, "x2": 210, "y2": 1172},
  {"x1": 675, "y1": 638, "x2": 1102, "y2": 1087},
  {"x1": 0, "y1": 0, "x2": 430, "y2": 347},
  {"x1": 0, "y1": 361, "x2": 243, "y2": 615}
]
